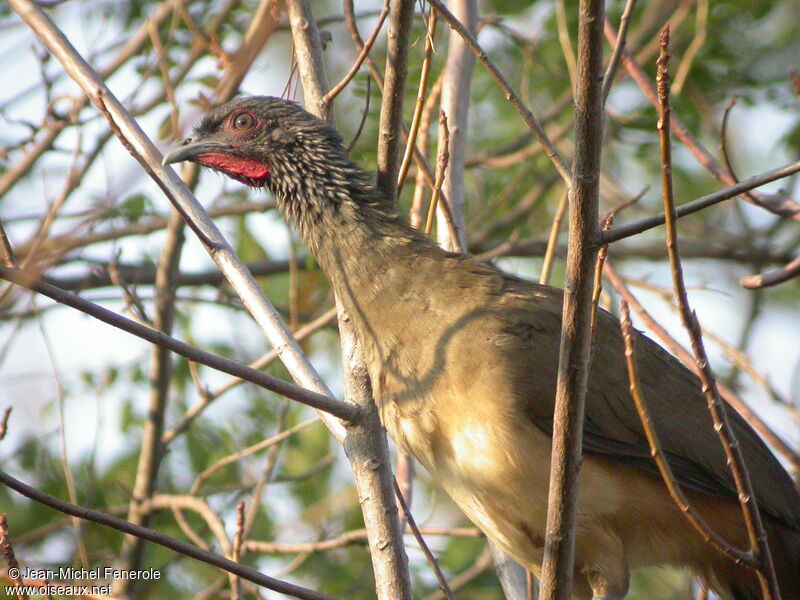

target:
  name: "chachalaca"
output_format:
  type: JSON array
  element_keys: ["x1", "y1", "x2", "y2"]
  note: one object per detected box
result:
[{"x1": 163, "y1": 96, "x2": 800, "y2": 600}]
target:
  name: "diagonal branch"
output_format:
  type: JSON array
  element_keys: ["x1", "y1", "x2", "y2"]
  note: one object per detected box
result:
[
  {"x1": 0, "y1": 470, "x2": 340, "y2": 600},
  {"x1": 604, "y1": 18, "x2": 800, "y2": 222},
  {"x1": 7, "y1": 0, "x2": 348, "y2": 443},
  {"x1": 601, "y1": 158, "x2": 800, "y2": 245},
  {"x1": 0, "y1": 266, "x2": 357, "y2": 422},
  {"x1": 428, "y1": 0, "x2": 572, "y2": 185}
]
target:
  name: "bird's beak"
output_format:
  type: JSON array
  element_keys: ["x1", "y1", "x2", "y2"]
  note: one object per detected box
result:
[{"x1": 162, "y1": 138, "x2": 231, "y2": 166}]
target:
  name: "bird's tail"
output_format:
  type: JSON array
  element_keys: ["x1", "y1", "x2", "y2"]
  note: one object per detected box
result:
[{"x1": 721, "y1": 521, "x2": 800, "y2": 600}]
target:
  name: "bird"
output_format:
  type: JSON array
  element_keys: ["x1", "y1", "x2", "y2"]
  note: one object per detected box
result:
[{"x1": 163, "y1": 96, "x2": 800, "y2": 600}]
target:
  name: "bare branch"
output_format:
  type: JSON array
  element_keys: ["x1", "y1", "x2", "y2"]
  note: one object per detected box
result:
[
  {"x1": 324, "y1": 0, "x2": 389, "y2": 105},
  {"x1": 436, "y1": 0, "x2": 477, "y2": 252},
  {"x1": 618, "y1": 300, "x2": 754, "y2": 565},
  {"x1": 0, "y1": 514, "x2": 27, "y2": 600},
  {"x1": 7, "y1": 0, "x2": 348, "y2": 442},
  {"x1": 603, "y1": 262, "x2": 800, "y2": 472},
  {"x1": 600, "y1": 158, "x2": 800, "y2": 245},
  {"x1": 0, "y1": 471, "x2": 341, "y2": 600},
  {"x1": 740, "y1": 255, "x2": 800, "y2": 289},
  {"x1": 0, "y1": 267, "x2": 358, "y2": 421},
  {"x1": 602, "y1": 0, "x2": 637, "y2": 103},
  {"x1": 539, "y1": 2, "x2": 605, "y2": 599},
  {"x1": 397, "y1": 7, "x2": 437, "y2": 196},
  {"x1": 286, "y1": 0, "x2": 330, "y2": 122},
  {"x1": 375, "y1": 0, "x2": 416, "y2": 204},
  {"x1": 428, "y1": 0, "x2": 573, "y2": 185},
  {"x1": 655, "y1": 28, "x2": 780, "y2": 598},
  {"x1": 393, "y1": 479, "x2": 456, "y2": 600}
]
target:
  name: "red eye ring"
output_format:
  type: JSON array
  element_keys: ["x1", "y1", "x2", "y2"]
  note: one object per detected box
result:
[{"x1": 230, "y1": 110, "x2": 258, "y2": 133}]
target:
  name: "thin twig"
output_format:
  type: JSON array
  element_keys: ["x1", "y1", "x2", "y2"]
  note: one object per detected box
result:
[
  {"x1": 425, "y1": 112, "x2": 450, "y2": 236},
  {"x1": 190, "y1": 418, "x2": 318, "y2": 494},
  {"x1": 0, "y1": 471, "x2": 341, "y2": 600},
  {"x1": 231, "y1": 501, "x2": 246, "y2": 600},
  {"x1": 410, "y1": 76, "x2": 444, "y2": 229},
  {"x1": 427, "y1": 0, "x2": 573, "y2": 185},
  {"x1": 0, "y1": 514, "x2": 27, "y2": 600},
  {"x1": 324, "y1": 0, "x2": 389, "y2": 104},
  {"x1": 618, "y1": 300, "x2": 752, "y2": 564},
  {"x1": 538, "y1": 191, "x2": 568, "y2": 286},
  {"x1": 672, "y1": 0, "x2": 708, "y2": 95},
  {"x1": 393, "y1": 479, "x2": 456, "y2": 600},
  {"x1": 590, "y1": 214, "x2": 614, "y2": 339},
  {"x1": 0, "y1": 266, "x2": 358, "y2": 422},
  {"x1": 397, "y1": 7, "x2": 437, "y2": 195},
  {"x1": 601, "y1": 0, "x2": 637, "y2": 104},
  {"x1": 0, "y1": 407, "x2": 11, "y2": 441},
  {"x1": 655, "y1": 27, "x2": 780, "y2": 599},
  {"x1": 740, "y1": 255, "x2": 800, "y2": 289},
  {"x1": 0, "y1": 219, "x2": 19, "y2": 269}
]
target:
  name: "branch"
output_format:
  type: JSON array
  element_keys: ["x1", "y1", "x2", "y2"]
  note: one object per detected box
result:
[
  {"x1": 539, "y1": 2, "x2": 605, "y2": 599},
  {"x1": 740, "y1": 254, "x2": 800, "y2": 289},
  {"x1": 436, "y1": 0, "x2": 477, "y2": 253},
  {"x1": 324, "y1": 0, "x2": 389, "y2": 105},
  {"x1": 393, "y1": 479, "x2": 455, "y2": 600},
  {"x1": 285, "y1": 4, "x2": 414, "y2": 598},
  {"x1": 601, "y1": 0, "x2": 637, "y2": 103},
  {"x1": 618, "y1": 300, "x2": 753, "y2": 565},
  {"x1": 375, "y1": 0, "x2": 416, "y2": 204},
  {"x1": 604, "y1": 18, "x2": 800, "y2": 221},
  {"x1": 0, "y1": 470, "x2": 341, "y2": 600},
  {"x1": 8, "y1": 0, "x2": 348, "y2": 443},
  {"x1": 0, "y1": 266, "x2": 357, "y2": 422},
  {"x1": 396, "y1": 6, "x2": 437, "y2": 196},
  {"x1": 0, "y1": 514, "x2": 27, "y2": 600},
  {"x1": 601, "y1": 158, "x2": 800, "y2": 245},
  {"x1": 428, "y1": 0, "x2": 572, "y2": 185},
  {"x1": 655, "y1": 28, "x2": 780, "y2": 599},
  {"x1": 286, "y1": 0, "x2": 330, "y2": 122}
]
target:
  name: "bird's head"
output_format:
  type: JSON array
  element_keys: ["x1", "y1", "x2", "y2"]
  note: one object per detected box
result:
[{"x1": 162, "y1": 96, "x2": 349, "y2": 193}]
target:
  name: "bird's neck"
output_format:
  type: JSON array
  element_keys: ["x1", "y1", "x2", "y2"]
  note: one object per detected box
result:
[{"x1": 269, "y1": 165, "x2": 444, "y2": 334}]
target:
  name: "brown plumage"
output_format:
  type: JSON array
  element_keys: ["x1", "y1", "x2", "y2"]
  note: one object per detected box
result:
[{"x1": 164, "y1": 96, "x2": 800, "y2": 600}]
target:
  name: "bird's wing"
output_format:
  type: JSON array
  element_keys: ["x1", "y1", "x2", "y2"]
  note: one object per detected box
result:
[{"x1": 493, "y1": 277, "x2": 800, "y2": 529}]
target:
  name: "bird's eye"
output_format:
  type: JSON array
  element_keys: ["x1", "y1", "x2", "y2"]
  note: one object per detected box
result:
[{"x1": 232, "y1": 111, "x2": 256, "y2": 132}]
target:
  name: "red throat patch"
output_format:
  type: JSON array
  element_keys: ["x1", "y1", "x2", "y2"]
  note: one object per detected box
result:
[{"x1": 198, "y1": 153, "x2": 270, "y2": 181}]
